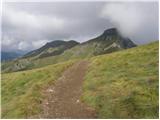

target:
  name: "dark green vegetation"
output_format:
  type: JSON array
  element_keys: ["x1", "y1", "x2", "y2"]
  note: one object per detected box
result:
[
  {"x1": 23, "y1": 40, "x2": 79, "y2": 59},
  {"x1": 1, "y1": 60, "x2": 76, "y2": 118},
  {"x1": 2, "y1": 28, "x2": 136, "y2": 73},
  {"x1": 82, "y1": 41, "x2": 159, "y2": 118}
]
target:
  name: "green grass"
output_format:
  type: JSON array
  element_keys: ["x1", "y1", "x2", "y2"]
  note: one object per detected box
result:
[
  {"x1": 1, "y1": 60, "x2": 76, "y2": 118},
  {"x1": 1, "y1": 41, "x2": 103, "y2": 72},
  {"x1": 1, "y1": 43, "x2": 95, "y2": 72},
  {"x1": 31, "y1": 43, "x2": 95, "y2": 69},
  {"x1": 82, "y1": 41, "x2": 159, "y2": 118},
  {"x1": 1, "y1": 41, "x2": 159, "y2": 118}
]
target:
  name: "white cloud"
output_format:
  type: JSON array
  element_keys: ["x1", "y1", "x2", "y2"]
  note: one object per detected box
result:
[
  {"x1": 32, "y1": 39, "x2": 49, "y2": 49},
  {"x1": 2, "y1": 35, "x2": 14, "y2": 46},
  {"x1": 18, "y1": 41, "x2": 31, "y2": 50},
  {"x1": 101, "y1": 3, "x2": 142, "y2": 36},
  {"x1": 101, "y1": 2, "x2": 158, "y2": 43}
]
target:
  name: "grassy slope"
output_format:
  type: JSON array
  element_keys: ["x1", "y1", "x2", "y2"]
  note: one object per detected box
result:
[
  {"x1": 2, "y1": 37, "x2": 123, "y2": 73},
  {"x1": 2, "y1": 41, "x2": 158, "y2": 118},
  {"x1": 82, "y1": 41, "x2": 159, "y2": 118},
  {"x1": 1, "y1": 60, "x2": 76, "y2": 118},
  {"x1": 1, "y1": 43, "x2": 95, "y2": 72},
  {"x1": 31, "y1": 43, "x2": 95, "y2": 68}
]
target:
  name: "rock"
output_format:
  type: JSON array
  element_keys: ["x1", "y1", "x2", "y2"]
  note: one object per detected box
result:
[
  {"x1": 76, "y1": 99, "x2": 80, "y2": 103},
  {"x1": 47, "y1": 88, "x2": 54, "y2": 92}
]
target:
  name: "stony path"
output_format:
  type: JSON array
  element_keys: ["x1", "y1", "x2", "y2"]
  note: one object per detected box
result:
[{"x1": 41, "y1": 61, "x2": 96, "y2": 118}]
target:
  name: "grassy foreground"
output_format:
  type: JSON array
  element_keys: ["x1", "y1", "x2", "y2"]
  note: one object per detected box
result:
[
  {"x1": 82, "y1": 41, "x2": 159, "y2": 118},
  {"x1": 1, "y1": 60, "x2": 76, "y2": 118}
]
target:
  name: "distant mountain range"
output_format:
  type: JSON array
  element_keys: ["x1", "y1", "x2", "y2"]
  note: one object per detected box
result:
[
  {"x1": 1, "y1": 51, "x2": 27, "y2": 61},
  {"x1": 2, "y1": 28, "x2": 136, "y2": 72}
]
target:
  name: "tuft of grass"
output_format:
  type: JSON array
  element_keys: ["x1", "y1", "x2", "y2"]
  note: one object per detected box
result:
[
  {"x1": 82, "y1": 41, "x2": 159, "y2": 118},
  {"x1": 1, "y1": 60, "x2": 76, "y2": 118}
]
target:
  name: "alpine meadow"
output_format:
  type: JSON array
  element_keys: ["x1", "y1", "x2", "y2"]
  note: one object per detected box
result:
[{"x1": 1, "y1": 1, "x2": 159, "y2": 119}]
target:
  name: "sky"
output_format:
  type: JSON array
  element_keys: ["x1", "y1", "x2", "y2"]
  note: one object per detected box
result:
[{"x1": 2, "y1": 1, "x2": 159, "y2": 52}]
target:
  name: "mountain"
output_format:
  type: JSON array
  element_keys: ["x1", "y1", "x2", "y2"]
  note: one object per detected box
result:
[
  {"x1": 66, "y1": 28, "x2": 136, "y2": 57},
  {"x1": 2, "y1": 28, "x2": 136, "y2": 72},
  {"x1": 23, "y1": 40, "x2": 79, "y2": 59},
  {"x1": 2, "y1": 41, "x2": 158, "y2": 118},
  {"x1": 1, "y1": 51, "x2": 27, "y2": 61},
  {"x1": 23, "y1": 28, "x2": 136, "y2": 59}
]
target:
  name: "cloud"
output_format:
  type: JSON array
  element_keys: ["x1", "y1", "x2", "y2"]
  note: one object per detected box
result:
[
  {"x1": 2, "y1": 35, "x2": 14, "y2": 46},
  {"x1": 2, "y1": 2, "x2": 158, "y2": 51},
  {"x1": 101, "y1": 3, "x2": 143, "y2": 36},
  {"x1": 18, "y1": 41, "x2": 31, "y2": 50},
  {"x1": 1, "y1": 35, "x2": 20, "y2": 51},
  {"x1": 101, "y1": 2, "x2": 159, "y2": 44},
  {"x1": 2, "y1": 3, "x2": 66, "y2": 51},
  {"x1": 32, "y1": 39, "x2": 49, "y2": 49},
  {"x1": 18, "y1": 40, "x2": 49, "y2": 50},
  {"x1": 2, "y1": 2, "x2": 108, "y2": 51},
  {"x1": 4, "y1": 4, "x2": 65, "y2": 31}
]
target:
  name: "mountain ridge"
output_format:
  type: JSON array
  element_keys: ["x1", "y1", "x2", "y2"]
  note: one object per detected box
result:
[
  {"x1": 2, "y1": 28, "x2": 136, "y2": 72},
  {"x1": 23, "y1": 40, "x2": 79, "y2": 59},
  {"x1": 23, "y1": 28, "x2": 136, "y2": 59}
]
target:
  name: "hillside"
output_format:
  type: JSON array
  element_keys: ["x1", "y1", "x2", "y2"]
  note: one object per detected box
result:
[
  {"x1": 1, "y1": 60, "x2": 76, "y2": 118},
  {"x1": 1, "y1": 41, "x2": 158, "y2": 118},
  {"x1": 24, "y1": 28, "x2": 136, "y2": 59},
  {"x1": 23, "y1": 40, "x2": 79, "y2": 59},
  {"x1": 82, "y1": 41, "x2": 159, "y2": 118},
  {"x1": 2, "y1": 28, "x2": 136, "y2": 73}
]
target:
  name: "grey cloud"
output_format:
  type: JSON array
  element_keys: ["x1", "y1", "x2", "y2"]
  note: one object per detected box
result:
[{"x1": 2, "y1": 2, "x2": 159, "y2": 51}]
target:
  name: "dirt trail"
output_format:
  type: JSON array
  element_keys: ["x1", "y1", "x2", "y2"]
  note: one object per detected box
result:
[{"x1": 41, "y1": 61, "x2": 96, "y2": 118}]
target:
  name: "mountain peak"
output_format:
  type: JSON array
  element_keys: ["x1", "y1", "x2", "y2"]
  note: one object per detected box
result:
[{"x1": 103, "y1": 28, "x2": 118, "y2": 35}]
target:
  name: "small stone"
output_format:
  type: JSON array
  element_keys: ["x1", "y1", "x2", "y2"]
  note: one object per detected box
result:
[
  {"x1": 47, "y1": 88, "x2": 54, "y2": 92},
  {"x1": 76, "y1": 99, "x2": 80, "y2": 103}
]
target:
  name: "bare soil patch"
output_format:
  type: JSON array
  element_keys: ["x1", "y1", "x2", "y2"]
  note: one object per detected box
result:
[{"x1": 41, "y1": 61, "x2": 96, "y2": 118}]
